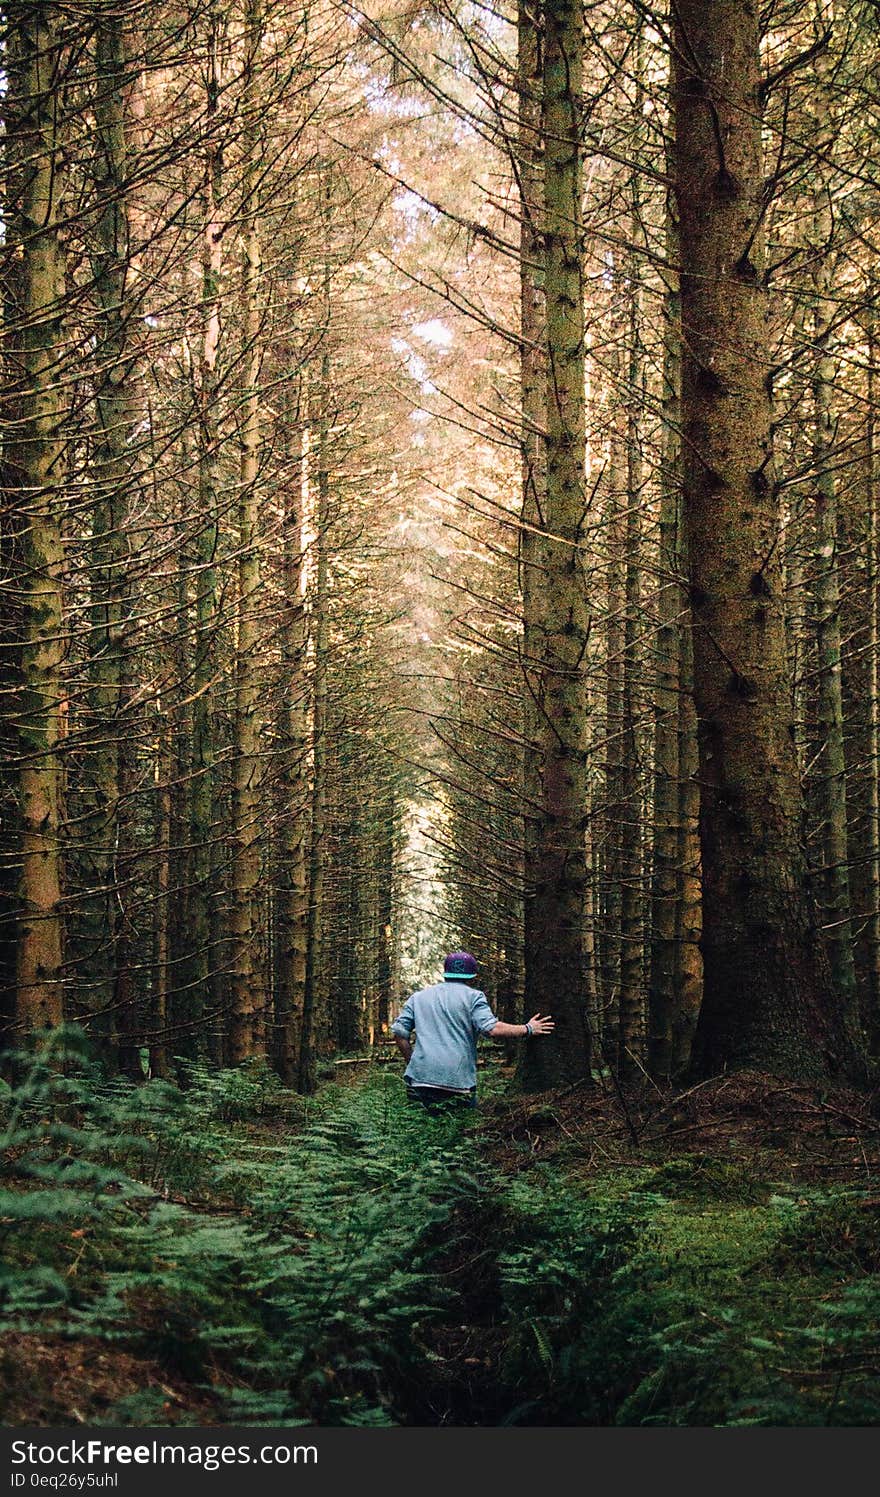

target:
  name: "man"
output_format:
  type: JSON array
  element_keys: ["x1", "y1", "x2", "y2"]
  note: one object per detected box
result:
[{"x1": 391, "y1": 950, "x2": 554, "y2": 1109}]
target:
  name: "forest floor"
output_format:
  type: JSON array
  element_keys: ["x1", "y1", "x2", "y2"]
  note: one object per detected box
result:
[{"x1": 2, "y1": 1053, "x2": 880, "y2": 1426}]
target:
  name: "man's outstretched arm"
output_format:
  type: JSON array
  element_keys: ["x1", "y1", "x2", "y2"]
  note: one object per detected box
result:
[{"x1": 488, "y1": 1013, "x2": 554, "y2": 1039}]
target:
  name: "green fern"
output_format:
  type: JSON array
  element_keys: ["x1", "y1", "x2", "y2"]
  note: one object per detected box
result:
[{"x1": 3, "y1": 1038, "x2": 878, "y2": 1428}]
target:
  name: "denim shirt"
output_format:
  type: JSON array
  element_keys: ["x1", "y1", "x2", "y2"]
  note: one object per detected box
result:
[{"x1": 391, "y1": 982, "x2": 498, "y2": 1091}]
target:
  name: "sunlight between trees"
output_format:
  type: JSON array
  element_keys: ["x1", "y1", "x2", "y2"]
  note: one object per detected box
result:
[{"x1": 1, "y1": 0, "x2": 879, "y2": 1091}]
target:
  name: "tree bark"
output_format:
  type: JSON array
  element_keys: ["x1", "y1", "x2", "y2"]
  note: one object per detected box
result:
[
  {"x1": 649, "y1": 99, "x2": 685, "y2": 1083},
  {"x1": 84, "y1": 7, "x2": 138, "y2": 1054},
  {"x1": 298, "y1": 321, "x2": 330, "y2": 1095},
  {"x1": 375, "y1": 793, "x2": 395, "y2": 1037},
  {"x1": 229, "y1": 0, "x2": 266, "y2": 1064},
  {"x1": 618, "y1": 163, "x2": 646, "y2": 1081},
  {"x1": 15, "y1": 1, "x2": 68, "y2": 1034},
  {"x1": 519, "y1": 0, "x2": 592, "y2": 1088},
  {"x1": 274, "y1": 380, "x2": 308, "y2": 1084},
  {"x1": 190, "y1": 6, "x2": 223, "y2": 1055},
  {"x1": 866, "y1": 302, "x2": 880, "y2": 1043},
  {"x1": 675, "y1": 0, "x2": 845, "y2": 1080},
  {"x1": 516, "y1": 0, "x2": 545, "y2": 1031},
  {"x1": 674, "y1": 609, "x2": 703, "y2": 1074},
  {"x1": 0, "y1": 18, "x2": 28, "y2": 1043},
  {"x1": 807, "y1": 28, "x2": 859, "y2": 1040}
]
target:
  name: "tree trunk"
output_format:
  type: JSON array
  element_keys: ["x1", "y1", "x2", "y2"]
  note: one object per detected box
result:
[
  {"x1": 168, "y1": 457, "x2": 196, "y2": 1061},
  {"x1": 675, "y1": 0, "x2": 845, "y2": 1080},
  {"x1": 601, "y1": 419, "x2": 624, "y2": 1063},
  {"x1": 0, "y1": 18, "x2": 28, "y2": 1044},
  {"x1": 808, "y1": 69, "x2": 859, "y2": 1038},
  {"x1": 866, "y1": 303, "x2": 880, "y2": 1043},
  {"x1": 375, "y1": 793, "x2": 394, "y2": 1036},
  {"x1": 519, "y1": 0, "x2": 591, "y2": 1089},
  {"x1": 190, "y1": 10, "x2": 223, "y2": 1054},
  {"x1": 15, "y1": 1, "x2": 68, "y2": 1034},
  {"x1": 619, "y1": 170, "x2": 646, "y2": 1081},
  {"x1": 274, "y1": 382, "x2": 308, "y2": 1084},
  {"x1": 516, "y1": 0, "x2": 545, "y2": 1030},
  {"x1": 298, "y1": 335, "x2": 330, "y2": 1095},
  {"x1": 229, "y1": 0, "x2": 265, "y2": 1064},
  {"x1": 674, "y1": 612, "x2": 703, "y2": 1074},
  {"x1": 84, "y1": 7, "x2": 137, "y2": 1051},
  {"x1": 648, "y1": 105, "x2": 684, "y2": 1083},
  {"x1": 151, "y1": 705, "x2": 172, "y2": 1078}
]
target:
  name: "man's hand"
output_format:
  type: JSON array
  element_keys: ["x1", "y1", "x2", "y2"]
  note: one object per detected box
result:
[
  {"x1": 488, "y1": 1014, "x2": 555, "y2": 1039},
  {"x1": 394, "y1": 1033, "x2": 413, "y2": 1064}
]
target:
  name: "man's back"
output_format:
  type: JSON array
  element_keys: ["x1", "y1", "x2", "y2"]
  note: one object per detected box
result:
[{"x1": 392, "y1": 980, "x2": 498, "y2": 1092}]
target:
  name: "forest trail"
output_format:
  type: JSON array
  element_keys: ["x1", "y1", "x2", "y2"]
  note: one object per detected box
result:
[{"x1": 3, "y1": 1055, "x2": 880, "y2": 1427}]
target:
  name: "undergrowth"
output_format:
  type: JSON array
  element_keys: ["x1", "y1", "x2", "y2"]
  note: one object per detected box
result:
[{"x1": 1, "y1": 1029, "x2": 878, "y2": 1426}]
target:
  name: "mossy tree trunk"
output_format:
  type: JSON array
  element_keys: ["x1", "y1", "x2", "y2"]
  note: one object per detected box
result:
[
  {"x1": 519, "y1": 0, "x2": 591, "y2": 1089},
  {"x1": 516, "y1": 0, "x2": 545, "y2": 1032}
]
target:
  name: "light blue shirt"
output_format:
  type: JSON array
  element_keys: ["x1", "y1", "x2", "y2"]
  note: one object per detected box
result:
[{"x1": 392, "y1": 981, "x2": 499, "y2": 1091}]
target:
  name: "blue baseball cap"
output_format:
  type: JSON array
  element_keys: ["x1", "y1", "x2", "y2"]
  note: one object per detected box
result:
[{"x1": 443, "y1": 951, "x2": 478, "y2": 981}]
